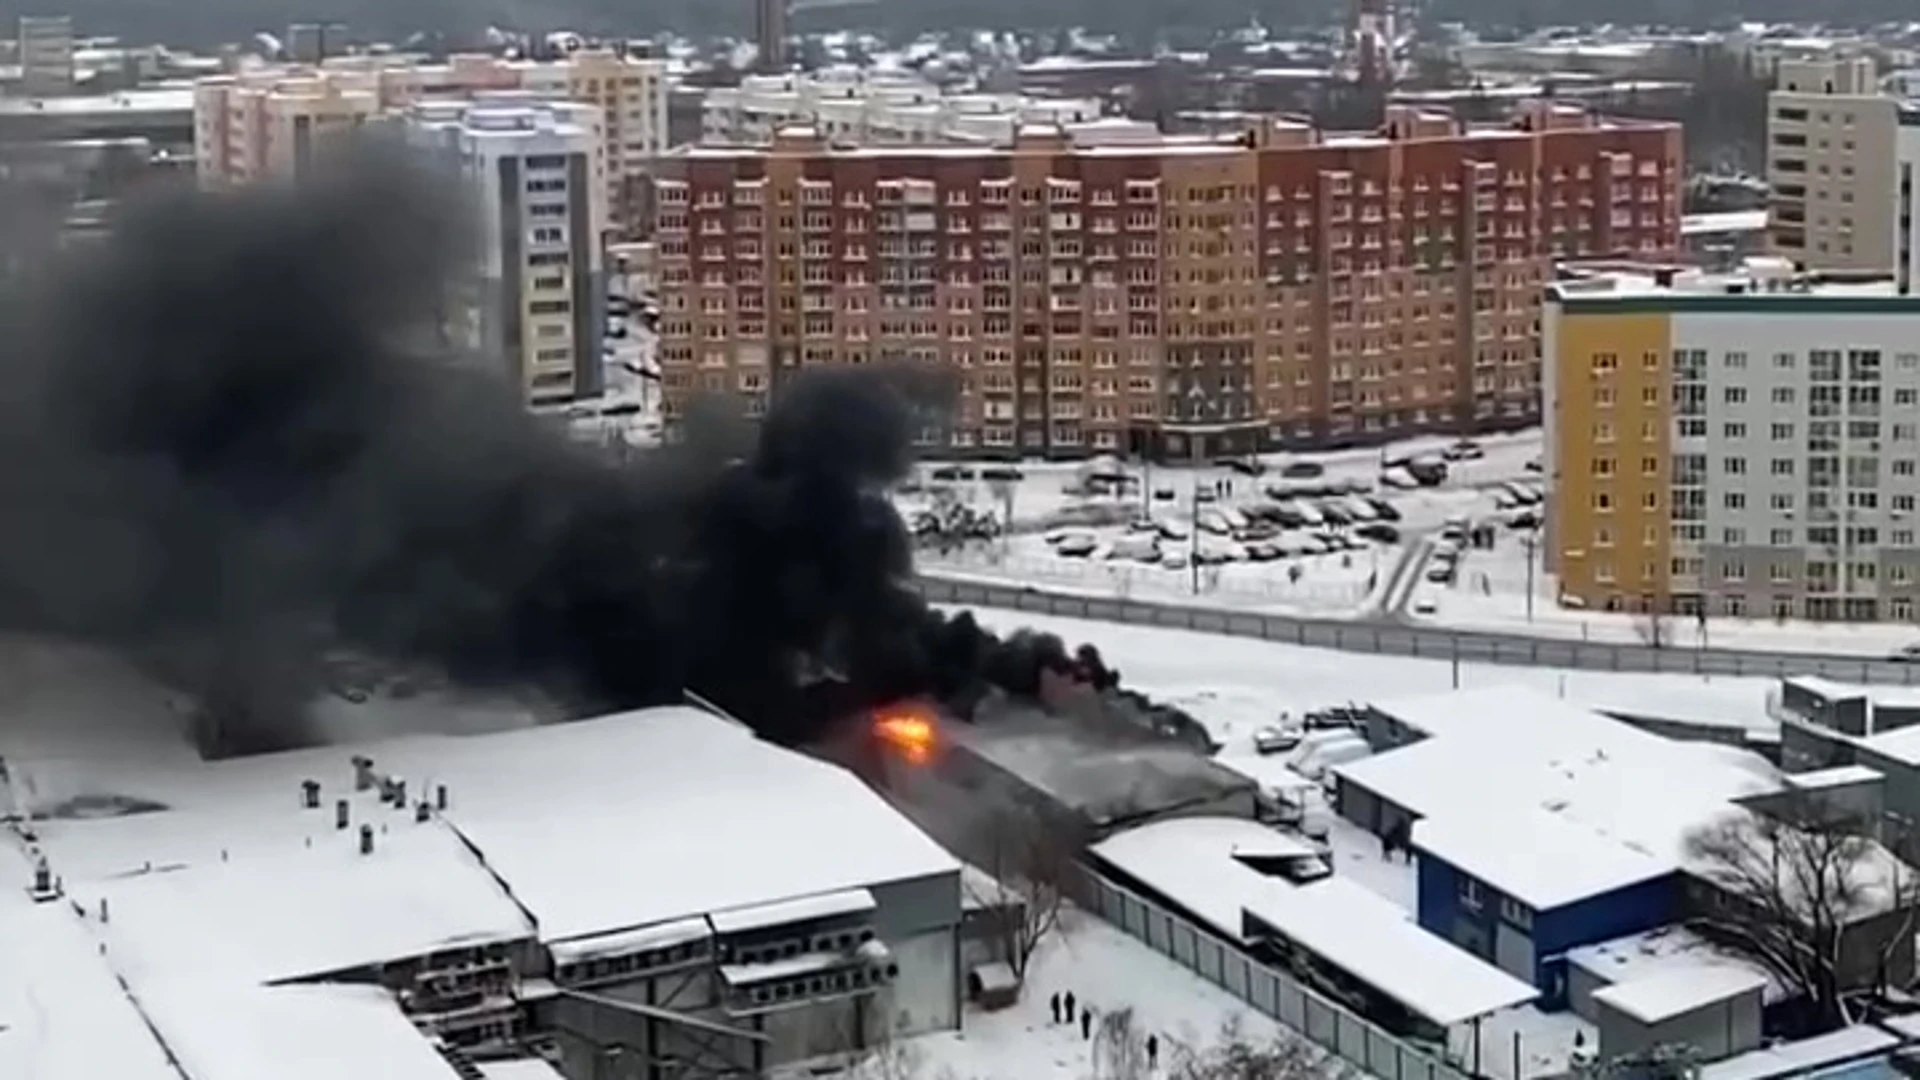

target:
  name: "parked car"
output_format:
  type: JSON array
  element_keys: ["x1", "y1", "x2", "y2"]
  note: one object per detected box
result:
[
  {"x1": 1442, "y1": 439, "x2": 1484, "y2": 461},
  {"x1": 1356, "y1": 522, "x2": 1401, "y2": 544},
  {"x1": 1054, "y1": 534, "x2": 1099, "y2": 558},
  {"x1": 1524, "y1": 458, "x2": 1544, "y2": 473},
  {"x1": 1425, "y1": 561, "x2": 1456, "y2": 584},
  {"x1": 1891, "y1": 644, "x2": 1920, "y2": 663},
  {"x1": 929, "y1": 466, "x2": 975, "y2": 482},
  {"x1": 1280, "y1": 460, "x2": 1325, "y2": 479},
  {"x1": 1254, "y1": 726, "x2": 1303, "y2": 755},
  {"x1": 1317, "y1": 501, "x2": 1352, "y2": 525},
  {"x1": 979, "y1": 466, "x2": 1024, "y2": 483},
  {"x1": 1404, "y1": 458, "x2": 1449, "y2": 486},
  {"x1": 1218, "y1": 457, "x2": 1267, "y2": 477},
  {"x1": 1365, "y1": 497, "x2": 1401, "y2": 521},
  {"x1": 1379, "y1": 467, "x2": 1419, "y2": 490}
]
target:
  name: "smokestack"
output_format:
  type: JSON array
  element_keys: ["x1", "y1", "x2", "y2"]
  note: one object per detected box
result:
[
  {"x1": 335, "y1": 798, "x2": 350, "y2": 830},
  {"x1": 353, "y1": 756, "x2": 375, "y2": 792},
  {"x1": 359, "y1": 823, "x2": 374, "y2": 855},
  {"x1": 414, "y1": 801, "x2": 430, "y2": 823},
  {"x1": 301, "y1": 778, "x2": 320, "y2": 809},
  {"x1": 435, "y1": 783, "x2": 448, "y2": 811}
]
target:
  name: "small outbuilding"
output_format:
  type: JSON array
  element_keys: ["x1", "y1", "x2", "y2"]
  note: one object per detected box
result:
[{"x1": 1590, "y1": 967, "x2": 1766, "y2": 1065}]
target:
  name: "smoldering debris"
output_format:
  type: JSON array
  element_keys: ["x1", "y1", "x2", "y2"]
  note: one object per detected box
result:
[{"x1": 0, "y1": 153, "x2": 1167, "y2": 756}]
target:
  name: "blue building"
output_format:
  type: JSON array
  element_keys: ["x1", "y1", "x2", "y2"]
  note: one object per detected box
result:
[{"x1": 1408, "y1": 809, "x2": 1681, "y2": 1011}]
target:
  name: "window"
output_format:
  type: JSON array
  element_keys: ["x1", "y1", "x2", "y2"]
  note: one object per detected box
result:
[
  {"x1": 1499, "y1": 897, "x2": 1532, "y2": 930},
  {"x1": 1459, "y1": 877, "x2": 1483, "y2": 909},
  {"x1": 1724, "y1": 386, "x2": 1748, "y2": 404}
]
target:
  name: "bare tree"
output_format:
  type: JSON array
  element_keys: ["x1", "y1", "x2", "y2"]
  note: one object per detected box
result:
[
  {"x1": 963, "y1": 807, "x2": 1073, "y2": 984},
  {"x1": 1683, "y1": 792, "x2": 1920, "y2": 1031},
  {"x1": 1167, "y1": 1019, "x2": 1351, "y2": 1080}
]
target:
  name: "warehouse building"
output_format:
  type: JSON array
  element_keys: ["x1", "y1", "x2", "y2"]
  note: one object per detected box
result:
[{"x1": 4, "y1": 704, "x2": 962, "y2": 1080}]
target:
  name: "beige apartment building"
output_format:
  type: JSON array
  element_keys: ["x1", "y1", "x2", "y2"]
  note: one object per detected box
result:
[
  {"x1": 1767, "y1": 55, "x2": 1902, "y2": 275},
  {"x1": 193, "y1": 49, "x2": 669, "y2": 232}
]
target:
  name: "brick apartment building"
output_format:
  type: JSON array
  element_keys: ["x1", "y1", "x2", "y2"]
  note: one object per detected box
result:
[{"x1": 652, "y1": 103, "x2": 1682, "y2": 458}]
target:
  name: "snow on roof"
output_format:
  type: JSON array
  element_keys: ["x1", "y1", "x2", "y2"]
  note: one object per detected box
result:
[
  {"x1": 548, "y1": 915, "x2": 711, "y2": 968},
  {"x1": 1090, "y1": 816, "x2": 1323, "y2": 937},
  {"x1": 480, "y1": 1061, "x2": 569, "y2": 1080},
  {"x1": 1411, "y1": 806, "x2": 1674, "y2": 910},
  {"x1": 1336, "y1": 688, "x2": 1777, "y2": 874},
  {"x1": 1697, "y1": 1025, "x2": 1901, "y2": 1080},
  {"x1": 26, "y1": 707, "x2": 958, "y2": 948},
  {"x1": 63, "y1": 817, "x2": 535, "y2": 986},
  {"x1": 137, "y1": 982, "x2": 462, "y2": 1080},
  {"x1": 1093, "y1": 817, "x2": 1532, "y2": 1025},
  {"x1": 1243, "y1": 877, "x2": 1538, "y2": 1025},
  {"x1": 1566, "y1": 926, "x2": 1786, "y2": 1005},
  {"x1": 1589, "y1": 967, "x2": 1767, "y2": 1024},
  {"x1": 1681, "y1": 210, "x2": 1768, "y2": 235},
  {"x1": 1785, "y1": 764, "x2": 1883, "y2": 790},
  {"x1": 707, "y1": 888, "x2": 875, "y2": 935},
  {"x1": 0, "y1": 846, "x2": 179, "y2": 1080}
]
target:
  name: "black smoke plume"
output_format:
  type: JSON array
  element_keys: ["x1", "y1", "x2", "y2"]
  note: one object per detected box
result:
[{"x1": 0, "y1": 152, "x2": 1122, "y2": 755}]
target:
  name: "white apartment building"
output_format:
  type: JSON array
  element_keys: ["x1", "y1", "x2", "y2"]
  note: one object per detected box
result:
[
  {"x1": 699, "y1": 71, "x2": 1146, "y2": 146},
  {"x1": 194, "y1": 50, "x2": 669, "y2": 230},
  {"x1": 407, "y1": 95, "x2": 607, "y2": 407},
  {"x1": 1766, "y1": 55, "x2": 1902, "y2": 275}
]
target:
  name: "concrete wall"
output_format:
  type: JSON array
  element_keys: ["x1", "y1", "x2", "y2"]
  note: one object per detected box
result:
[{"x1": 1595, "y1": 988, "x2": 1763, "y2": 1063}]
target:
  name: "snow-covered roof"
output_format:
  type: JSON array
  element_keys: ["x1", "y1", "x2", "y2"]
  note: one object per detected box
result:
[
  {"x1": 1091, "y1": 817, "x2": 1321, "y2": 936},
  {"x1": 25, "y1": 706, "x2": 958, "y2": 956},
  {"x1": 0, "y1": 846, "x2": 180, "y2": 1080},
  {"x1": 548, "y1": 916, "x2": 710, "y2": 968},
  {"x1": 1697, "y1": 1024, "x2": 1901, "y2": 1080},
  {"x1": 1566, "y1": 926, "x2": 1786, "y2": 1005},
  {"x1": 1589, "y1": 966, "x2": 1767, "y2": 1024},
  {"x1": 1092, "y1": 818, "x2": 1535, "y2": 1026},
  {"x1": 1336, "y1": 687, "x2": 1778, "y2": 877},
  {"x1": 1411, "y1": 806, "x2": 1674, "y2": 910},
  {"x1": 1242, "y1": 876, "x2": 1538, "y2": 1025},
  {"x1": 62, "y1": 817, "x2": 534, "y2": 985},
  {"x1": 1784, "y1": 764, "x2": 1883, "y2": 791},
  {"x1": 135, "y1": 982, "x2": 462, "y2": 1080}
]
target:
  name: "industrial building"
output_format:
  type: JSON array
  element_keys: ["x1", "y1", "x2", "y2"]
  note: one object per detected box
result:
[
  {"x1": 406, "y1": 95, "x2": 609, "y2": 407},
  {"x1": 1543, "y1": 259, "x2": 1920, "y2": 619},
  {"x1": 652, "y1": 101, "x2": 1679, "y2": 457},
  {"x1": 1333, "y1": 687, "x2": 1918, "y2": 1014},
  {"x1": 0, "y1": 705, "x2": 962, "y2": 1080}
]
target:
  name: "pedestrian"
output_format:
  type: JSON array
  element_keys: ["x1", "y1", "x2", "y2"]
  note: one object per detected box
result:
[
  {"x1": 1050, "y1": 992, "x2": 1061, "y2": 1024},
  {"x1": 1064, "y1": 990, "x2": 1076, "y2": 1024},
  {"x1": 1081, "y1": 1009, "x2": 1093, "y2": 1041},
  {"x1": 1147, "y1": 1034, "x2": 1159, "y2": 1070}
]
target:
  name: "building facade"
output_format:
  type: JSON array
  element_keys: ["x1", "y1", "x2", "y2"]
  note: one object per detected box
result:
[
  {"x1": 1766, "y1": 55, "x2": 1903, "y2": 276},
  {"x1": 652, "y1": 103, "x2": 1679, "y2": 457},
  {"x1": 193, "y1": 50, "x2": 669, "y2": 232},
  {"x1": 18, "y1": 15, "x2": 75, "y2": 97},
  {"x1": 1544, "y1": 261, "x2": 1920, "y2": 620},
  {"x1": 407, "y1": 96, "x2": 608, "y2": 406},
  {"x1": 699, "y1": 72, "x2": 1127, "y2": 149}
]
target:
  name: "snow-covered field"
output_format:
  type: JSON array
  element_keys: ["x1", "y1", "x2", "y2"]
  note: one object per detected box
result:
[{"x1": 1408, "y1": 528, "x2": 1920, "y2": 659}]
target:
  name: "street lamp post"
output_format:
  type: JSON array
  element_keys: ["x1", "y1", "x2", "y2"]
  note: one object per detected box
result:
[{"x1": 1522, "y1": 526, "x2": 1540, "y2": 623}]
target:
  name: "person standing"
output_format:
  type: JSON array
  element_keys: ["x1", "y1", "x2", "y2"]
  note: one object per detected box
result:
[
  {"x1": 1081, "y1": 1009, "x2": 1093, "y2": 1041},
  {"x1": 1147, "y1": 1034, "x2": 1159, "y2": 1070},
  {"x1": 1050, "y1": 992, "x2": 1061, "y2": 1024},
  {"x1": 1063, "y1": 990, "x2": 1076, "y2": 1024}
]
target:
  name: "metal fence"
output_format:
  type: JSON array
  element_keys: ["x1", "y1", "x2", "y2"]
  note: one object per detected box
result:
[
  {"x1": 1087, "y1": 872, "x2": 1475, "y2": 1080},
  {"x1": 917, "y1": 576, "x2": 1920, "y2": 687}
]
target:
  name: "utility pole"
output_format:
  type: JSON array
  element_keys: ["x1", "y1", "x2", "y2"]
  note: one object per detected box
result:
[
  {"x1": 1189, "y1": 478, "x2": 1201, "y2": 596},
  {"x1": 1522, "y1": 526, "x2": 1539, "y2": 623}
]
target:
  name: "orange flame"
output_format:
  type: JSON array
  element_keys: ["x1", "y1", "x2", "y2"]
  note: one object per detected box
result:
[{"x1": 874, "y1": 705, "x2": 936, "y2": 765}]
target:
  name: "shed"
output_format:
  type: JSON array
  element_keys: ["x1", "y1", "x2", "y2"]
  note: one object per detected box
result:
[{"x1": 1590, "y1": 967, "x2": 1765, "y2": 1065}]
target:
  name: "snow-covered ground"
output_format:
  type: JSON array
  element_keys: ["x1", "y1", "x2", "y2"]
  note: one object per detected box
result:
[
  {"x1": 904, "y1": 912, "x2": 1293, "y2": 1080},
  {"x1": 907, "y1": 431, "x2": 1543, "y2": 618},
  {"x1": 1408, "y1": 528, "x2": 1920, "y2": 659}
]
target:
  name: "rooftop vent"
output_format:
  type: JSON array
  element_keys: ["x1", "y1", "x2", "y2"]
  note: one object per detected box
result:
[
  {"x1": 359, "y1": 823, "x2": 375, "y2": 856},
  {"x1": 301, "y1": 779, "x2": 320, "y2": 810}
]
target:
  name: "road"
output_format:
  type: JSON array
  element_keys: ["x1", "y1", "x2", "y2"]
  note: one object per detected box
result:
[{"x1": 917, "y1": 574, "x2": 1920, "y2": 688}]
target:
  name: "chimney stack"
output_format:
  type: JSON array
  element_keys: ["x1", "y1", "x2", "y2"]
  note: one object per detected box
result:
[
  {"x1": 414, "y1": 801, "x2": 431, "y2": 823},
  {"x1": 359, "y1": 824, "x2": 374, "y2": 855},
  {"x1": 335, "y1": 798, "x2": 350, "y2": 830},
  {"x1": 352, "y1": 756, "x2": 375, "y2": 792},
  {"x1": 301, "y1": 779, "x2": 320, "y2": 809},
  {"x1": 435, "y1": 783, "x2": 448, "y2": 811}
]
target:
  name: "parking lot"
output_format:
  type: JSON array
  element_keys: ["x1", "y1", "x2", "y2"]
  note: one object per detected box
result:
[{"x1": 901, "y1": 432, "x2": 1547, "y2": 616}]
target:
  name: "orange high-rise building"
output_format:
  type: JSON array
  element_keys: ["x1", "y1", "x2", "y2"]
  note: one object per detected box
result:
[{"x1": 652, "y1": 103, "x2": 1681, "y2": 458}]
